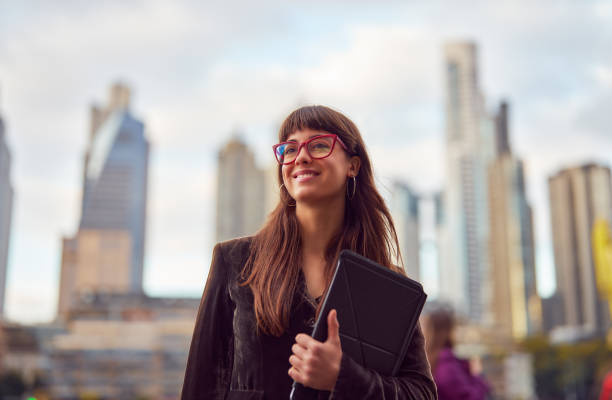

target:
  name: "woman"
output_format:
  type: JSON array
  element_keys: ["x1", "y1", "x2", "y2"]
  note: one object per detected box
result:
[
  {"x1": 422, "y1": 307, "x2": 489, "y2": 400},
  {"x1": 181, "y1": 105, "x2": 437, "y2": 399}
]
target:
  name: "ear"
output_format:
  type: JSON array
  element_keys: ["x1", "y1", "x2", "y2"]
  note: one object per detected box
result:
[{"x1": 348, "y1": 155, "x2": 361, "y2": 177}]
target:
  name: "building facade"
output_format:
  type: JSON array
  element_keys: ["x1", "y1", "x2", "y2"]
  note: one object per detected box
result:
[
  {"x1": 548, "y1": 163, "x2": 612, "y2": 337},
  {"x1": 47, "y1": 294, "x2": 199, "y2": 400},
  {"x1": 215, "y1": 136, "x2": 266, "y2": 242},
  {"x1": 0, "y1": 98, "x2": 13, "y2": 317},
  {"x1": 58, "y1": 83, "x2": 149, "y2": 319},
  {"x1": 440, "y1": 42, "x2": 495, "y2": 322},
  {"x1": 487, "y1": 102, "x2": 541, "y2": 340},
  {"x1": 390, "y1": 181, "x2": 420, "y2": 280}
]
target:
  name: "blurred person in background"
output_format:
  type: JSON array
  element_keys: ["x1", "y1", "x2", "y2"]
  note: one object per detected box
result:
[
  {"x1": 181, "y1": 105, "x2": 437, "y2": 399},
  {"x1": 422, "y1": 306, "x2": 489, "y2": 400},
  {"x1": 600, "y1": 369, "x2": 612, "y2": 400}
]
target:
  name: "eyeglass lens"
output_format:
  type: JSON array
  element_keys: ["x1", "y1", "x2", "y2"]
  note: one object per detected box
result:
[{"x1": 276, "y1": 136, "x2": 334, "y2": 164}]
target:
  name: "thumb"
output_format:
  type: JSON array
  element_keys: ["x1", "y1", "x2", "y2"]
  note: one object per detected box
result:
[{"x1": 326, "y1": 309, "x2": 340, "y2": 344}]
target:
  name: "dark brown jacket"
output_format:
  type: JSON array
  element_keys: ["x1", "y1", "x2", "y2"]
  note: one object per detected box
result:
[{"x1": 181, "y1": 236, "x2": 437, "y2": 400}]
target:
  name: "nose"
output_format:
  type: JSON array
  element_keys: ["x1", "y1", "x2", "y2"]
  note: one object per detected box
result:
[{"x1": 294, "y1": 143, "x2": 312, "y2": 165}]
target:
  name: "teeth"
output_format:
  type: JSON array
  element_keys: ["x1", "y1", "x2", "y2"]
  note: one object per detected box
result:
[{"x1": 296, "y1": 173, "x2": 316, "y2": 178}]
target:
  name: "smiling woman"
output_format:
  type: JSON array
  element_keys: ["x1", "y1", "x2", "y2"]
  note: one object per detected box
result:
[
  {"x1": 181, "y1": 105, "x2": 436, "y2": 400},
  {"x1": 276, "y1": 132, "x2": 358, "y2": 209}
]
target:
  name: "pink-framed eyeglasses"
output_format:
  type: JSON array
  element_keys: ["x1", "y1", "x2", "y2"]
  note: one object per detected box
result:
[{"x1": 272, "y1": 134, "x2": 349, "y2": 165}]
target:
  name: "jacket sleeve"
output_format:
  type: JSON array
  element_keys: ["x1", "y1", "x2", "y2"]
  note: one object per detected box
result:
[
  {"x1": 329, "y1": 323, "x2": 437, "y2": 399},
  {"x1": 181, "y1": 243, "x2": 235, "y2": 400}
]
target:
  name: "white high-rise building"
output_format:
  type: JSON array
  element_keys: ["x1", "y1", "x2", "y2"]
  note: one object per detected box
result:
[
  {"x1": 0, "y1": 93, "x2": 14, "y2": 317},
  {"x1": 440, "y1": 42, "x2": 495, "y2": 322},
  {"x1": 390, "y1": 181, "x2": 420, "y2": 280}
]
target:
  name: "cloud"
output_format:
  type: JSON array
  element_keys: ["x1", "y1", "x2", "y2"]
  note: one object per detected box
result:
[
  {"x1": 591, "y1": 65, "x2": 612, "y2": 88},
  {"x1": 573, "y1": 91, "x2": 612, "y2": 142},
  {"x1": 143, "y1": 159, "x2": 215, "y2": 296},
  {"x1": 297, "y1": 25, "x2": 442, "y2": 144},
  {"x1": 369, "y1": 137, "x2": 444, "y2": 193},
  {"x1": 299, "y1": 25, "x2": 438, "y2": 105}
]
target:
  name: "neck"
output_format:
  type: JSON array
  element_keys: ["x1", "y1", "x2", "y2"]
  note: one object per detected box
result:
[{"x1": 296, "y1": 196, "x2": 345, "y2": 256}]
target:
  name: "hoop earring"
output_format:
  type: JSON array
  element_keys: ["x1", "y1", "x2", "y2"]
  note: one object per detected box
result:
[
  {"x1": 346, "y1": 176, "x2": 356, "y2": 200},
  {"x1": 279, "y1": 183, "x2": 296, "y2": 207}
]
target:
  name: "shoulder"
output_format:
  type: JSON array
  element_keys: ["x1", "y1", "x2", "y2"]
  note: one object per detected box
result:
[{"x1": 214, "y1": 236, "x2": 255, "y2": 269}]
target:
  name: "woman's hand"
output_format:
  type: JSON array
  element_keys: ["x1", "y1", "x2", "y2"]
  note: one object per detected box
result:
[{"x1": 288, "y1": 309, "x2": 342, "y2": 391}]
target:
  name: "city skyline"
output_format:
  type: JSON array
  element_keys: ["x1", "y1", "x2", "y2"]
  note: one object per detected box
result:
[{"x1": 1, "y1": 1, "x2": 611, "y2": 323}]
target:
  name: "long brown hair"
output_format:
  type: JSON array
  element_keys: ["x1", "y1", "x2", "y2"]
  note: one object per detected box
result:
[
  {"x1": 241, "y1": 105, "x2": 403, "y2": 337},
  {"x1": 423, "y1": 307, "x2": 455, "y2": 371}
]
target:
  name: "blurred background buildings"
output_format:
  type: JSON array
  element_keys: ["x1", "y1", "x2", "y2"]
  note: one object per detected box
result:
[
  {"x1": 0, "y1": 2, "x2": 611, "y2": 398},
  {"x1": 215, "y1": 137, "x2": 266, "y2": 242},
  {"x1": 487, "y1": 101, "x2": 541, "y2": 340},
  {"x1": 58, "y1": 84, "x2": 150, "y2": 321},
  {"x1": 439, "y1": 42, "x2": 494, "y2": 324},
  {"x1": 389, "y1": 181, "x2": 420, "y2": 280},
  {"x1": 548, "y1": 164, "x2": 612, "y2": 339}
]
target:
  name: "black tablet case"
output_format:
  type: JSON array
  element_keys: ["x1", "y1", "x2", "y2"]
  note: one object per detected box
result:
[{"x1": 290, "y1": 249, "x2": 427, "y2": 399}]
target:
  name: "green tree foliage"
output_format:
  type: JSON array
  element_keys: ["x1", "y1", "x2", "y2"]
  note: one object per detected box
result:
[{"x1": 521, "y1": 335, "x2": 612, "y2": 400}]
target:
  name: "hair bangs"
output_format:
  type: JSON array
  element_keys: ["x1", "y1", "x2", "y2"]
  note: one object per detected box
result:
[{"x1": 279, "y1": 105, "x2": 345, "y2": 141}]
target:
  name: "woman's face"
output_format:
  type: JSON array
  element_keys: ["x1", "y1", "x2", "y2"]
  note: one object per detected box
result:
[{"x1": 281, "y1": 128, "x2": 360, "y2": 206}]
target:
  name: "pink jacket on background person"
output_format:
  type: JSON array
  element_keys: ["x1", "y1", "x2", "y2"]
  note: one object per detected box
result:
[{"x1": 433, "y1": 348, "x2": 490, "y2": 400}]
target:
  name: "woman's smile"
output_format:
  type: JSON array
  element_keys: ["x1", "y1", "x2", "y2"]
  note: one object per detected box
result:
[{"x1": 293, "y1": 169, "x2": 320, "y2": 182}]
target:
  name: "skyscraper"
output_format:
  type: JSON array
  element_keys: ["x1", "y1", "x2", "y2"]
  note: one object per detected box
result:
[
  {"x1": 58, "y1": 83, "x2": 149, "y2": 318},
  {"x1": 263, "y1": 163, "x2": 281, "y2": 216},
  {"x1": 216, "y1": 136, "x2": 266, "y2": 242},
  {"x1": 548, "y1": 163, "x2": 612, "y2": 337},
  {"x1": 487, "y1": 101, "x2": 541, "y2": 340},
  {"x1": 390, "y1": 181, "x2": 420, "y2": 280},
  {"x1": 434, "y1": 192, "x2": 446, "y2": 299},
  {"x1": 0, "y1": 92, "x2": 14, "y2": 317},
  {"x1": 440, "y1": 42, "x2": 495, "y2": 322}
]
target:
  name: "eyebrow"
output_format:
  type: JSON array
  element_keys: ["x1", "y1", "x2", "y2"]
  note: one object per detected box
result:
[{"x1": 286, "y1": 133, "x2": 326, "y2": 142}]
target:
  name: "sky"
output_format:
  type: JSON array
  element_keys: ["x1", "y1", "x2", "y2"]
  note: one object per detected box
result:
[{"x1": 0, "y1": 0, "x2": 611, "y2": 324}]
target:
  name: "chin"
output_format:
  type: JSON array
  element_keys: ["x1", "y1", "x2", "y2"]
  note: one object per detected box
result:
[
  {"x1": 293, "y1": 191, "x2": 318, "y2": 203},
  {"x1": 294, "y1": 191, "x2": 343, "y2": 206}
]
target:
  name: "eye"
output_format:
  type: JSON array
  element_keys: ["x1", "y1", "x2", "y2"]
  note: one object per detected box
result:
[
  {"x1": 277, "y1": 143, "x2": 296, "y2": 155},
  {"x1": 309, "y1": 137, "x2": 332, "y2": 151}
]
